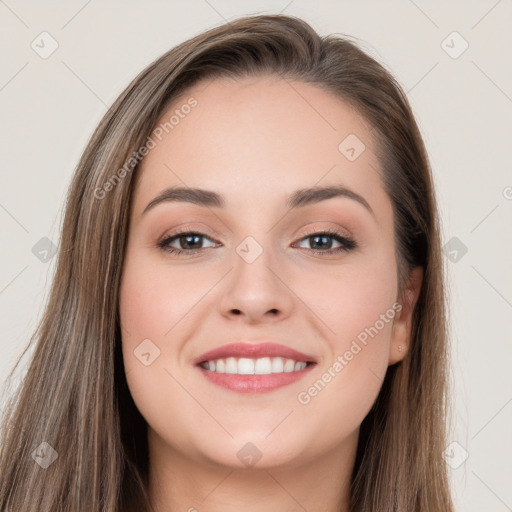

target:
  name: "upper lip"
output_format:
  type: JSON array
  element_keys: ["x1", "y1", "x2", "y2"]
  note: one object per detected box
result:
[{"x1": 194, "y1": 341, "x2": 317, "y2": 365}]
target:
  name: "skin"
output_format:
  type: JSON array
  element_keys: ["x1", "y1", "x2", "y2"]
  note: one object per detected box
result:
[{"x1": 119, "y1": 74, "x2": 423, "y2": 512}]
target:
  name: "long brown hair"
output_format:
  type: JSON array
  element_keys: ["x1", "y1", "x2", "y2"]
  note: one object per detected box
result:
[{"x1": 0, "y1": 14, "x2": 453, "y2": 511}]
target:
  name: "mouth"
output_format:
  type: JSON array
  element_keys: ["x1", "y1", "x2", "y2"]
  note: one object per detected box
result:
[
  {"x1": 199, "y1": 357, "x2": 314, "y2": 374},
  {"x1": 194, "y1": 342, "x2": 317, "y2": 393}
]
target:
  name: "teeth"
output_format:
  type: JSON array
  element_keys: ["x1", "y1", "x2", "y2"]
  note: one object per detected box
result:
[
  {"x1": 294, "y1": 361, "x2": 304, "y2": 371},
  {"x1": 255, "y1": 357, "x2": 271, "y2": 374},
  {"x1": 271, "y1": 357, "x2": 284, "y2": 373},
  {"x1": 239, "y1": 358, "x2": 256, "y2": 374},
  {"x1": 201, "y1": 357, "x2": 308, "y2": 374},
  {"x1": 225, "y1": 357, "x2": 238, "y2": 374},
  {"x1": 284, "y1": 359, "x2": 295, "y2": 372}
]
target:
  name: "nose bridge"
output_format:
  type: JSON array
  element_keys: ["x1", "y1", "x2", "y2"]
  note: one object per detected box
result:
[
  {"x1": 218, "y1": 232, "x2": 294, "y2": 322},
  {"x1": 232, "y1": 232, "x2": 281, "y2": 294}
]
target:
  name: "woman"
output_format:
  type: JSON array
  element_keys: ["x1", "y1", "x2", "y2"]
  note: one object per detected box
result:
[{"x1": 0, "y1": 14, "x2": 454, "y2": 511}]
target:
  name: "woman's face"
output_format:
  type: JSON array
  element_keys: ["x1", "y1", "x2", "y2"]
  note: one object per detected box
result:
[{"x1": 119, "y1": 75, "x2": 417, "y2": 471}]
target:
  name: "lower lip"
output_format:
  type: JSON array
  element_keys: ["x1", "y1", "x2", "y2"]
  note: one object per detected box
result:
[{"x1": 197, "y1": 364, "x2": 315, "y2": 393}]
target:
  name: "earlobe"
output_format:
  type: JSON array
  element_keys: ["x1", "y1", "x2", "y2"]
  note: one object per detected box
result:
[{"x1": 388, "y1": 266, "x2": 424, "y2": 365}]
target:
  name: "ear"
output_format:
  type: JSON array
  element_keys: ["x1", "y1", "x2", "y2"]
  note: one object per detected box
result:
[{"x1": 389, "y1": 266, "x2": 423, "y2": 365}]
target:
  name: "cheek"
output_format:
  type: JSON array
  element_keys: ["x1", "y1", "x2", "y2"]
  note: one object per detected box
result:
[
  {"x1": 290, "y1": 252, "x2": 398, "y2": 433},
  {"x1": 119, "y1": 252, "x2": 211, "y2": 346},
  {"x1": 295, "y1": 247, "x2": 398, "y2": 353},
  {"x1": 118, "y1": 255, "x2": 196, "y2": 445}
]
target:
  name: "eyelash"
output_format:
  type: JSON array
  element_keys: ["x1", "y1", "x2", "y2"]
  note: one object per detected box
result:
[{"x1": 157, "y1": 228, "x2": 357, "y2": 256}]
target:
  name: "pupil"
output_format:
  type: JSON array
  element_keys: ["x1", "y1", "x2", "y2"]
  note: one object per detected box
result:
[
  {"x1": 181, "y1": 234, "x2": 202, "y2": 249},
  {"x1": 311, "y1": 235, "x2": 332, "y2": 250}
]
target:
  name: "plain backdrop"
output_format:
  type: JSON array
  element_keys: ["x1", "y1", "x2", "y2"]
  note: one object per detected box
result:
[{"x1": 1, "y1": 1, "x2": 511, "y2": 510}]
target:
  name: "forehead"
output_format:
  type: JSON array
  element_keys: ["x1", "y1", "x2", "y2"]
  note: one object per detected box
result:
[{"x1": 133, "y1": 75, "x2": 386, "y2": 216}]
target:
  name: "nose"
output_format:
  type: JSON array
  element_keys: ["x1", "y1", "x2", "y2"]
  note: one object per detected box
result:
[{"x1": 218, "y1": 245, "x2": 294, "y2": 325}]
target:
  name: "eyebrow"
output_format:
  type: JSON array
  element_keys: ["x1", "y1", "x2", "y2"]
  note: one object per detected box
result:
[{"x1": 141, "y1": 185, "x2": 374, "y2": 216}]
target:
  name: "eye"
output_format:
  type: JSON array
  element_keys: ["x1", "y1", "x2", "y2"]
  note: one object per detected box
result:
[
  {"x1": 293, "y1": 229, "x2": 356, "y2": 254},
  {"x1": 157, "y1": 231, "x2": 219, "y2": 255},
  {"x1": 157, "y1": 228, "x2": 356, "y2": 256}
]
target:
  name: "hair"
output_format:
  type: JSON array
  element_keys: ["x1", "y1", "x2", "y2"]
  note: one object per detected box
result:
[{"x1": 0, "y1": 13, "x2": 453, "y2": 512}]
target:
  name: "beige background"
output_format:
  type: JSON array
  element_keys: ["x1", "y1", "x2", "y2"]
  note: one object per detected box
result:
[{"x1": 1, "y1": 1, "x2": 511, "y2": 510}]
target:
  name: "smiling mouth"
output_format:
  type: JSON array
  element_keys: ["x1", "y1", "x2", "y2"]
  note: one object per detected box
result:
[
  {"x1": 198, "y1": 356, "x2": 315, "y2": 375},
  {"x1": 194, "y1": 341, "x2": 317, "y2": 393},
  {"x1": 196, "y1": 357, "x2": 317, "y2": 393}
]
